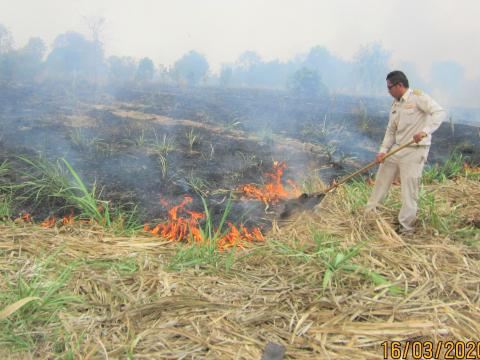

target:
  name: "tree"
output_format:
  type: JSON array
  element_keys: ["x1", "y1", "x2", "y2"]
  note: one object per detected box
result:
[
  {"x1": 288, "y1": 67, "x2": 328, "y2": 97},
  {"x1": 84, "y1": 16, "x2": 106, "y2": 84},
  {"x1": 155, "y1": 64, "x2": 170, "y2": 83},
  {"x1": 0, "y1": 51, "x2": 16, "y2": 83},
  {"x1": 107, "y1": 56, "x2": 137, "y2": 83},
  {"x1": 236, "y1": 51, "x2": 261, "y2": 68},
  {"x1": 0, "y1": 24, "x2": 13, "y2": 54},
  {"x1": 83, "y1": 16, "x2": 106, "y2": 44},
  {"x1": 234, "y1": 51, "x2": 262, "y2": 86},
  {"x1": 353, "y1": 42, "x2": 391, "y2": 95},
  {"x1": 0, "y1": 24, "x2": 15, "y2": 83},
  {"x1": 304, "y1": 45, "x2": 351, "y2": 91},
  {"x1": 135, "y1": 57, "x2": 155, "y2": 82},
  {"x1": 172, "y1": 50, "x2": 209, "y2": 86},
  {"x1": 45, "y1": 31, "x2": 104, "y2": 82},
  {"x1": 23, "y1": 37, "x2": 46, "y2": 59},
  {"x1": 16, "y1": 37, "x2": 47, "y2": 82},
  {"x1": 219, "y1": 66, "x2": 233, "y2": 87}
]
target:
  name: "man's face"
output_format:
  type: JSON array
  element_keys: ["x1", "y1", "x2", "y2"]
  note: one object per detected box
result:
[{"x1": 387, "y1": 79, "x2": 402, "y2": 99}]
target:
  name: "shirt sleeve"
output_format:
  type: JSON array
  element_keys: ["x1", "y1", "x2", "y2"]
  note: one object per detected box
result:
[
  {"x1": 415, "y1": 93, "x2": 447, "y2": 135},
  {"x1": 379, "y1": 114, "x2": 397, "y2": 153}
]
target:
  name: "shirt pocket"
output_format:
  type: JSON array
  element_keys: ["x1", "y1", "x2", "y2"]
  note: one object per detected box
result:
[
  {"x1": 401, "y1": 108, "x2": 417, "y2": 123},
  {"x1": 389, "y1": 109, "x2": 399, "y2": 123}
]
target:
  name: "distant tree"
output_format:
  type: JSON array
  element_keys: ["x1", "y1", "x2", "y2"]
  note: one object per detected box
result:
[
  {"x1": 0, "y1": 24, "x2": 15, "y2": 84},
  {"x1": 155, "y1": 63, "x2": 170, "y2": 83},
  {"x1": 15, "y1": 37, "x2": 47, "y2": 82},
  {"x1": 45, "y1": 31, "x2": 104, "y2": 82},
  {"x1": 107, "y1": 56, "x2": 137, "y2": 83},
  {"x1": 288, "y1": 67, "x2": 328, "y2": 97},
  {"x1": 135, "y1": 57, "x2": 155, "y2": 82},
  {"x1": 305, "y1": 46, "x2": 330, "y2": 70},
  {"x1": 257, "y1": 59, "x2": 293, "y2": 88},
  {"x1": 0, "y1": 35, "x2": 46, "y2": 84},
  {"x1": 353, "y1": 42, "x2": 391, "y2": 95},
  {"x1": 83, "y1": 16, "x2": 107, "y2": 84},
  {"x1": 226, "y1": 51, "x2": 302, "y2": 89},
  {"x1": 0, "y1": 24, "x2": 13, "y2": 54},
  {"x1": 23, "y1": 37, "x2": 47, "y2": 59},
  {"x1": 234, "y1": 51, "x2": 262, "y2": 86},
  {"x1": 172, "y1": 50, "x2": 209, "y2": 86},
  {"x1": 304, "y1": 45, "x2": 351, "y2": 91},
  {"x1": 0, "y1": 51, "x2": 16, "y2": 84},
  {"x1": 237, "y1": 50, "x2": 261, "y2": 68},
  {"x1": 83, "y1": 15, "x2": 106, "y2": 44},
  {"x1": 244, "y1": 59, "x2": 292, "y2": 88},
  {"x1": 219, "y1": 66, "x2": 233, "y2": 87}
]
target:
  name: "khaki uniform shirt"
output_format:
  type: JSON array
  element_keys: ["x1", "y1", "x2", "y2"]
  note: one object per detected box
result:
[{"x1": 379, "y1": 88, "x2": 447, "y2": 153}]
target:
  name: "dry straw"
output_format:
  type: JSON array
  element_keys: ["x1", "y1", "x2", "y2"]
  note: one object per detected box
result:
[{"x1": 0, "y1": 177, "x2": 479, "y2": 359}]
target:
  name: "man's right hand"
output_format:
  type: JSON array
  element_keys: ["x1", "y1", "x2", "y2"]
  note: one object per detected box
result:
[{"x1": 375, "y1": 152, "x2": 386, "y2": 163}]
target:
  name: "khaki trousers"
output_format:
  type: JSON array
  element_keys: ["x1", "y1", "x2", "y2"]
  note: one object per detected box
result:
[{"x1": 366, "y1": 146, "x2": 429, "y2": 231}]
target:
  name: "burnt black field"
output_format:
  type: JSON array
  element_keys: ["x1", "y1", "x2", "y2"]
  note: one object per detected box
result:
[{"x1": 1, "y1": 83, "x2": 479, "y2": 226}]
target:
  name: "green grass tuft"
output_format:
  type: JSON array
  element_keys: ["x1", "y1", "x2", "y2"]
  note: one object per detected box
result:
[
  {"x1": 269, "y1": 229, "x2": 403, "y2": 295},
  {"x1": 0, "y1": 248, "x2": 82, "y2": 353},
  {"x1": 167, "y1": 195, "x2": 239, "y2": 272}
]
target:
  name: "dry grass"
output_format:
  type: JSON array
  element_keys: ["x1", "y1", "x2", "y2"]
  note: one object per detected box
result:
[{"x1": 0, "y1": 177, "x2": 479, "y2": 359}]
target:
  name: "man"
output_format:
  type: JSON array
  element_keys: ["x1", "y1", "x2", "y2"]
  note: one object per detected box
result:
[{"x1": 365, "y1": 71, "x2": 446, "y2": 235}]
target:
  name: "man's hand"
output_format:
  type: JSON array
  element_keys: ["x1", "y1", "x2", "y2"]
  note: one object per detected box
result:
[
  {"x1": 413, "y1": 131, "x2": 427, "y2": 143},
  {"x1": 375, "y1": 152, "x2": 386, "y2": 164}
]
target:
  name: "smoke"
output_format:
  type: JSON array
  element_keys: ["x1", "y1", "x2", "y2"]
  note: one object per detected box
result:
[{"x1": 2, "y1": 74, "x2": 480, "y2": 228}]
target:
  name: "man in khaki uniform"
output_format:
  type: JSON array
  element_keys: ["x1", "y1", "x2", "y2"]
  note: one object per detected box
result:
[{"x1": 365, "y1": 71, "x2": 446, "y2": 235}]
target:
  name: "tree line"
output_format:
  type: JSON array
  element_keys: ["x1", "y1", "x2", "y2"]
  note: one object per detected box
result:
[{"x1": 0, "y1": 23, "x2": 476, "y2": 103}]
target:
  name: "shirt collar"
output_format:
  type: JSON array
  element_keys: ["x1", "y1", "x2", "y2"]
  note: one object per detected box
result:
[{"x1": 395, "y1": 88, "x2": 412, "y2": 104}]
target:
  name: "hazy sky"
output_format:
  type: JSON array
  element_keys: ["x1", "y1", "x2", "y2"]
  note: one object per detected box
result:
[{"x1": 1, "y1": 0, "x2": 479, "y2": 78}]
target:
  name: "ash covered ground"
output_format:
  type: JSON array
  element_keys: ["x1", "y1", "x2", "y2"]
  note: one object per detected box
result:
[{"x1": 1, "y1": 83, "x2": 479, "y2": 226}]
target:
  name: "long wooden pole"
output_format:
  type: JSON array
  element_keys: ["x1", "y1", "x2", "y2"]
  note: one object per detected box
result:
[{"x1": 312, "y1": 137, "x2": 423, "y2": 196}]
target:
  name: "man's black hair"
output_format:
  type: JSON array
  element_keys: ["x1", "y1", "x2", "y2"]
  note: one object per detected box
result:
[{"x1": 386, "y1": 71, "x2": 409, "y2": 88}]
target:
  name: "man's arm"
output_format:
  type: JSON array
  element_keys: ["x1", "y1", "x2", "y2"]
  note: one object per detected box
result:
[{"x1": 379, "y1": 115, "x2": 397, "y2": 154}]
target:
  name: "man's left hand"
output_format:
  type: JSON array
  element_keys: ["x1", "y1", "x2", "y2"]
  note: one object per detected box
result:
[{"x1": 413, "y1": 131, "x2": 427, "y2": 143}]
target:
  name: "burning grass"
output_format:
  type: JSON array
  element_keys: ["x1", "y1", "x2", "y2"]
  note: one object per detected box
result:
[
  {"x1": 143, "y1": 195, "x2": 264, "y2": 251},
  {"x1": 1, "y1": 165, "x2": 479, "y2": 358},
  {"x1": 240, "y1": 161, "x2": 301, "y2": 205},
  {"x1": 2, "y1": 155, "x2": 288, "y2": 251}
]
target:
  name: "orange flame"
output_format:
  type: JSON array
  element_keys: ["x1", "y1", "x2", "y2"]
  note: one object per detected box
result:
[
  {"x1": 41, "y1": 216, "x2": 56, "y2": 228},
  {"x1": 62, "y1": 209, "x2": 75, "y2": 225},
  {"x1": 145, "y1": 196, "x2": 204, "y2": 242},
  {"x1": 217, "y1": 222, "x2": 264, "y2": 251},
  {"x1": 464, "y1": 162, "x2": 480, "y2": 173},
  {"x1": 21, "y1": 212, "x2": 32, "y2": 222},
  {"x1": 144, "y1": 196, "x2": 264, "y2": 249},
  {"x1": 240, "y1": 161, "x2": 299, "y2": 204}
]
